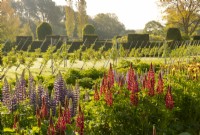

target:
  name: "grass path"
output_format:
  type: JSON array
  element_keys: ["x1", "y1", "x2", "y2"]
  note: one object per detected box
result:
[{"x1": 0, "y1": 56, "x2": 191, "y2": 80}]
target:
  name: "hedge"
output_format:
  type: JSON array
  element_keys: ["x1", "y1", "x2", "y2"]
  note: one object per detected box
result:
[
  {"x1": 83, "y1": 34, "x2": 98, "y2": 44},
  {"x1": 193, "y1": 36, "x2": 200, "y2": 40},
  {"x1": 16, "y1": 36, "x2": 32, "y2": 51},
  {"x1": 127, "y1": 34, "x2": 149, "y2": 42},
  {"x1": 82, "y1": 24, "x2": 96, "y2": 35},
  {"x1": 166, "y1": 28, "x2": 182, "y2": 41},
  {"x1": 36, "y1": 22, "x2": 52, "y2": 40}
]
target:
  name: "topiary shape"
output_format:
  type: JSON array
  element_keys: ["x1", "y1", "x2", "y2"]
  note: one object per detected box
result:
[{"x1": 36, "y1": 22, "x2": 52, "y2": 40}]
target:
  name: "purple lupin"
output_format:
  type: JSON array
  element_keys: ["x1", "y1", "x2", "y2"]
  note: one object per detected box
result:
[
  {"x1": 2, "y1": 78, "x2": 10, "y2": 107},
  {"x1": 54, "y1": 72, "x2": 65, "y2": 106},
  {"x1": 30, "y1": 82, "x2": 37, "y2": 113},
  {"x1": 10, "y1": 95, "x2": 17, "y2": 113},
  {"x1": 37, "y1": 81, "x2": 44, "y2": 108}
]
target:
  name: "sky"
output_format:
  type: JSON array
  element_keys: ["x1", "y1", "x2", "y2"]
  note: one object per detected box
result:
[{"x1": 53, "y1": 0, "x2": 163, "y2": 30}]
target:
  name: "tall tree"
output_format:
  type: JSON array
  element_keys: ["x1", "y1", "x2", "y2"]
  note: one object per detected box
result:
[
  {"x1": 19, "y1": 23, "x2": 34, "y2": 36},
  {"x1": 144, "y1": 21, "x2": 164, "y2": 35},
  {"x1": 65, "y1": 0, "x2": 75, "y2": 38},
  {"x1": 12, "y1": 0, "x2": 65, "y2": 36},
  {"x1": 159, "y1": 0, "x2": 200, "y2": 37},
  {"x1": 143, "y1": 20, "x2": 165, "y2": 40},
  {"x1": 0, "y1": 0, "x2": 20, "y2": 42},
  {"x1": 90, "y1": 13, "x2": 125, "y2": 39},
  {"x1": 76, "y1": 0, "x2": 88, "y2": 38}
]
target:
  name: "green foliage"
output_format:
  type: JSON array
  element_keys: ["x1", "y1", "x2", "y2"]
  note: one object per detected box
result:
[
  {"x1": 65, "y1": 69, "x2": 82, "y2": 85},
  {"x1": 82, "y1": 24, "x2": 95, "y2": 35},
  {"x1": 84, "y1": 86, "x2": 170, "y2": 134},
  {"x1": 78, "y1": 77, "x2": 94, "y2": 89},
  {"x1": 166, "y1": 28, "x2": 182, "y2": 41},
  {"x1": 117, "y1": 36, "x2": 128, "y2": 43},
  {"x1": 83, "y1": 62, "x2": 200, "y2": 134},
  {"x1": 92, "y1": 13, "x2": 125, "y2": 39},
  {"x1": 36, "y1": 22, "x2": 52, "y2": 40},
  {"x1": 117, "y1": 61, "x2": 160, "y2": 73},
  {"x1": 65, "y1": 0, "x2": 75, "y2": 38},
  {"x1": 118, "y1": 60, "x2": 132, "y2": 69},
  {"x1": 3, "y1": 47, "x2": 17, "y2": 67},
  {"x1": 160, "y1": 0, "x2": 200, "y2": 37},
  {"x1": 76, "y1": 0, "x2": 88, "y2": 38},
  {"x1": 3, "y1": 128, "x2": 15, "y2": 133},
  {"x1": 81, "y1": 68, "x2": 104, "y2": 80},
  {"x1": 162, "y1": 42, "x2": 171, "y2": 57},
  {"x1": 1, "y1": 59, "x2": 200, "y2": 134},
  {"x1": 43, "y1": 75, "x2": 55, "y2": 96},
  {"x1": 13, "y1": 0, "x2": 65, "y2": 36},
  {"x1": 167, "y1": 72, "x2": 200, "y2": 134},
  {"x1": 143, "y1": 20, "x2": 164, "y2": 36},
  {"x1": 65, "y1": 68, "x2": 105, "y2": 86},
  {"x1": 149, "y1": 34, "x2": 165, "y2": 41}
]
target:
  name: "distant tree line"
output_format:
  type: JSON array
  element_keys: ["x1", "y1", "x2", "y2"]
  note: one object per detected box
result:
[
  {"x1": 1, "y1": 0, "x2": 200, "y2": 43},
  {"x1": 0, "y1": 0, "x2": 126, "y2": 42}
]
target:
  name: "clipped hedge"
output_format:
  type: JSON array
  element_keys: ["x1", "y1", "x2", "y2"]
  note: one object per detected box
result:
[
  {"x1": 45, "y1": 35, "x2": 60, "y2": 41},
  {"x1": 30, "y1": 40, "x2": 63, "y2": 52},
  {"x1": 16, "y1": 36, "x2": 32, "y2": 51},
  {"x1": 127, "y1": 34, "x2": 149, "y2": 42},
  {"x1": 193, "y1": 35, "x2": 200, "y2": 40},
  {"x1": 82, "y1": 24, "x2": 96, "y2": 35},
  {"x1": 16, "y1": 36, "x2": 32, "y2": 45},
  {"x1": 36, "y1": 22, "x2": 52, "y2": 40},
  {"x1": 166, "y1": 28, "x2": 182, "y2": 41},
  {"x1": 83, "y1": 34, "x2": 98, "y2": 43}
]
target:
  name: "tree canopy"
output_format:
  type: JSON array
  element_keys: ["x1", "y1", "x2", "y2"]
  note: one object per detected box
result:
[
  {"x1": 91, "y1": 13, "x2": 125, "y2": 39},
  {"x1": 76, "y1": 0, "x2": 88, "y2": 38},
  {"x1": 159, "y1": 0, "x2": 200, "y2": 37},
  {"x1": 0, "y1": 0, "x2": 20, "y2": 42},
  {"x1": 143, "y1": 20, "x2": 165, "y2": 41},
  {"x1": 65, "y1": 0, "x2": 75, "y2": 38},
  {"x1": 144, "y1": 20, "x2": 164, "y2": 35},
  {"x1": 12, "y1": 0, "x2": 65, "y2": 37}
]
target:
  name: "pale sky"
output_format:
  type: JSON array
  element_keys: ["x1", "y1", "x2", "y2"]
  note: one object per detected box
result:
[{"x1": 53, "y1": 0, "x2": 163, "y2": 30}]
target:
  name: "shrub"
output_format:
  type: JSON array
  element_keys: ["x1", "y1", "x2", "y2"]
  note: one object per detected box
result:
[
  {"x1": 118, "y1": 60, "x2": 132, "y2": 69},
  {"x1": 78, "y1": 77, "x2": 94, "y2": 89},
  {"x1": 82, "y1": 24, "x2": 95, "y2": 35},
  {"x1": 81, "y1": 68, "x2": 105, "y2": 80},
  {"x1": 166, "y1": 28, "x2": 182, "y2": 41},
  {"x1": 36, "y1": 22, "x2": 52, "y2": 40},
  {"x1": 64, "y1": 69, "x2": 82, "y2": 85}
]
